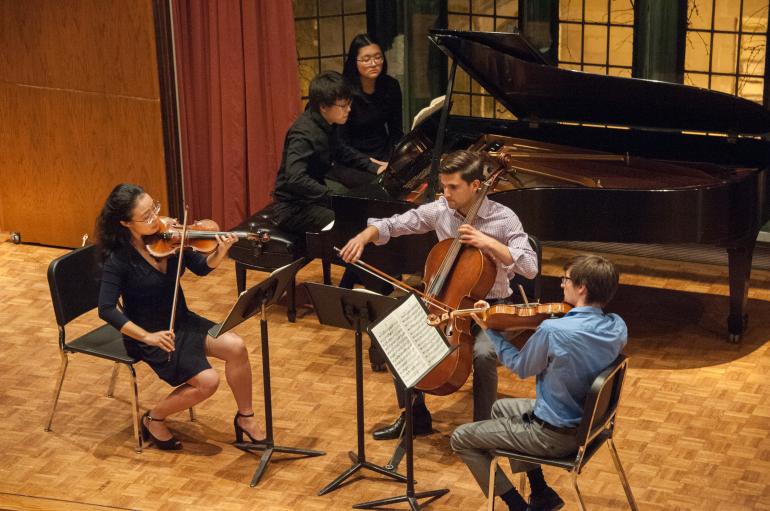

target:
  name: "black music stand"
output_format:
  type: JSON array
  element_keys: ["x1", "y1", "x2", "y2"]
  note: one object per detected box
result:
[
  {"x1": 305, "y1": 283, "x2": 408, "y2": 496},
  {"x1": 354, "y1": 294, "x2": 452, "y2": 511},
  {"x1": 209, "y1": 258, "x2": 324, "y2": 487}
]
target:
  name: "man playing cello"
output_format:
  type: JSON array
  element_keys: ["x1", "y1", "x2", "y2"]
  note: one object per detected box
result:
[{"x1": 339, "y1": 150, "x2": 538, "y2": 438}]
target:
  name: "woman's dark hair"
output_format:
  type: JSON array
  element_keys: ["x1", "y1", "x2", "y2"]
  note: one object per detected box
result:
[
  {"x1": 95, "y1": 183, "x2": 145, "y2": 260},
  {"x1": 342, "y1": 33, "x2": 388, "y2": 88},
  {"x1": 308, "y1": 70, "x2": 351, "y2": 111}
]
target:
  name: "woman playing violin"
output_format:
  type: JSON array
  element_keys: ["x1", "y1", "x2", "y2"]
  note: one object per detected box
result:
[
  {"x1": 96, "y1": 184, "x2": 264, "y2": 450},
  {"x1": 340, "y1": 150, "x2": 538, "y2": 438}
]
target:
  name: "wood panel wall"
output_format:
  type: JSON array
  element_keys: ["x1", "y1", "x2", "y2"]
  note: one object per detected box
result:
[{"x1": 0, "y1": 0, "x2": 168, "y2": 247}]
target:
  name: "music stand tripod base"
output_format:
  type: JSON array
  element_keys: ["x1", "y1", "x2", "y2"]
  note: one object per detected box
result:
[
  {"x1": 211, "y1": 258, "x2": 325, "y2": 487},
  {"x1": 306, "y1": 283, "x2": 407, "y2": 496}
]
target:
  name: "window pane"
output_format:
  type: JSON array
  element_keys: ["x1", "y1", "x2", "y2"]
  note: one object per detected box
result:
[
  {"x1": 737, "y1": 76, "x2": 764, "y2": 102},
  {"x1": 343, "y1": 0, "x2": 365, "y2": 13},
  {"x1": 295, "y1": 19, "x2": 318, "y2": 58},
  {"x1": 472, "y1": 15, "x2": 495, "y2": 32},
  {"x1": 584, "y1": 24, "x2": 608, "y2": 64},
  {"x1": 610, "y1": 0, "x2": 634, "y2": 25},
  {"x1": 584, "y1": 64, "x2": 608, "y2": 74},
  {"x1": 448, "y1": 0, "x2": 470, "y2": 13},
  {"x1": 320, "y1": 0, "x2": 342, "y2": 16},
  {"x1": 497, "y1": 0, "x2": 518, "y2": 17},
  {"x1": 452, "y1": 93, "x2": 471, "y2": 116},
  {"x1": 297, "y1": 60, "x2": 319, "y2": 97},
  {"x1": 448, "y1": 14, "x2": 471, "y2": 30},
  {"x1": 320, "y1": 56, "x2": 344, "y2": 72},
  {"x1": 712, "y1": 32, "x2": 738, "y2": 74},
  {"x1": 685, "y1": 31, "x2": 711, "y2": 72},
  {"x1": 688, "y1": 0, "x2": 714, "y2": 30},
  {"x1": 344, "y1": 14, "x2": 367, "y2": 50},
  {"x1": 585, "y1": 0, "x2": 609, "y2": 23},
  {"x1": 743, "y1": 0, "x2": 769, "y2": 32},
  {"x1": 293, "y1": 0, "x2": 317, "y2": 18},
  {"x1": 684, "y1": 72, "x2": 710, "y2": 89},
  {"x1": 472, "y1": 0, "x2": 495, "y2": 16},
  {"x1": 495, "y1": 101, "x2": 516, "y2": 119},
  {"x1": 740, "y1": 33, "x2": 766, "y2": 75},
  {"x1": 455, "y1": 68, "x2": 470, "y2": 93},
  {"x1": 496, "y1": 16, "x2": 518, "y2": 32},
  {"x1": 319, "y1": 17, "x2": 343, "y2": 56},
  {"x1": 609, "y1": 26, "x2": 633, "y2": 67},
  {"x1": 559, "y1": 23, "x2": 583, "y2": 63},
  {"x1": 560, "y1": 0, "x2": 584, "y2": 22},
  {"x1": 471, "y1": 94, "x2": 494, "y2": 118},
  {"x1": 713, "y1": 0, "x2": 738, "y2": 32},
  {"x1": 608, "y1": 66, "x2": 632, "y2": 77},
  {"x1": 710, "y1": 74, "x2": 736, "y2": 95}
]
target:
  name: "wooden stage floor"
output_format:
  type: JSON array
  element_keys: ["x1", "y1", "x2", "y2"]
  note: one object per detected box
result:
[{"x1": 1, "y1": 240, "x2": 769, "y2": 510}]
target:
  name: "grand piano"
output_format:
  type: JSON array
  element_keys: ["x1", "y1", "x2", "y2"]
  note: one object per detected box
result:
[{"x1": 307, "y1": 29, "x2": 770, "y2": 342}]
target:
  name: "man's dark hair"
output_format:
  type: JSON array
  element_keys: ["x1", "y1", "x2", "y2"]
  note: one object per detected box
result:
[
  {"x1": 565, "y1": 254, "x2": 620, "y2": 307},
  {"x1": 439, "y1": 150, "x2": 485, "y2": 184},
  {"x1": 308, "y1": 70, "x2": 351, "y2": 112}
]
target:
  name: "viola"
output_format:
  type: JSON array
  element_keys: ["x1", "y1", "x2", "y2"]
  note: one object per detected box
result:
[
  {"x1": 143, "y1": 216, "x2": 269, "y2": 258},
  {"x1": 428, "y1": 301, "x2": 572, "y2": 331}
]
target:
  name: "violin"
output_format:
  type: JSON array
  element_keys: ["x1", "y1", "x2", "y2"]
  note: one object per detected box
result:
[
  {"x1": 143, "y1": 216, "x2": 269, "y2": 258},
  {"x1": 428, "y1": 301, "x2": 572, "y2": 331}
]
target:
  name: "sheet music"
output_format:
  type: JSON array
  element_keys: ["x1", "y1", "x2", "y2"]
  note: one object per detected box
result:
[{"x1": 370, "y1": 294, "x2": 450, "y2": 388}]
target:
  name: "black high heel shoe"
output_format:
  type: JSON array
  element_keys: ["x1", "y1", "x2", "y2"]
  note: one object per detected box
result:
[
  {"x1": 234, "y1": 411, "x2": 266, "y2": 444},
  {"x1": 141, "y1": 411, "x2": 182, "y2": 450}
]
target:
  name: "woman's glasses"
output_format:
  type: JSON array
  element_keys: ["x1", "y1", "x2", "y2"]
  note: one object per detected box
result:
[
  {"x1": 134, "y1": 201, "x2": 161, "y2": 225},
  {"x1": 357, "y1": 54, "x2": 384, "y2": 65}
]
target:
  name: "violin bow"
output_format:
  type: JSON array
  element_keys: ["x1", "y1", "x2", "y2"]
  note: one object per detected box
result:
[{"x1": 167, "y1": 206, "x2": 189, "y2": 361}]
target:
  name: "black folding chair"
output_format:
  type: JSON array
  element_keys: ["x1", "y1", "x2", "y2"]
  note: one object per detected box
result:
[
  {"x1": 487, "y1": 355, "x2": 638, "y2": 510},
  {"x1": 45, "y1": 244, "x2": 194, "y2": 453}
]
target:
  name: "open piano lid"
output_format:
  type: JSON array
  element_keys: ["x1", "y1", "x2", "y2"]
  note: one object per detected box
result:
[{"x1": 430, "y1": 29, "x2": 770, "y2": 136}]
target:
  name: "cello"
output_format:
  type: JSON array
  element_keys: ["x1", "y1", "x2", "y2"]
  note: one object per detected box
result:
[{"x1": 412, "y1": 169, "x2": 503, "y2": 396}]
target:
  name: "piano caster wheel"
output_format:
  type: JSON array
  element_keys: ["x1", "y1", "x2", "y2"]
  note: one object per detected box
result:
[
  {"x1": 9, "y1": 232, "x2": 21, "y2": 244},
  {"x1": 728, "y1": 333, "x2": 741, "y2": 344},
  {"x1": 288, "y1": 311, "x2": 296, "y2": 323}
]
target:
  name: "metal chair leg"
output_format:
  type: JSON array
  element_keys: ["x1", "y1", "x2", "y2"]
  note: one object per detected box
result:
[
  {"x1": 107, "y1": 362, "x2": 120, "y2": 397},
  {"x1": 487, "y1": 457, "x2": 498, "y2": 511},
  {"x1": 45, "y1": 352, "x2": 69, "y2": 431},
  {"x1": 571, "y1": 470, "x2": 587, "y2": 511},
  {"x1": 607, "y1": 439, "x2": 639, "y2": 511},
  {"x1": 189, "y1": 407, "x2": 197, "y2": 422},
  {"x1": 127, "y1": 364, "x2": 142, "y2": 453}
]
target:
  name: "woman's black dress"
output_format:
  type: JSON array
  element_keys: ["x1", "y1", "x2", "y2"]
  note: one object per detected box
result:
[{"x1": 98, "y1": 246, "x2": 215, "y2": 387}]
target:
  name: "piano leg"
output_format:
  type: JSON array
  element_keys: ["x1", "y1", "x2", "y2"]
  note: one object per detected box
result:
[{"x1": 726, "y1": 238, "x2": 755, "y2": 343}]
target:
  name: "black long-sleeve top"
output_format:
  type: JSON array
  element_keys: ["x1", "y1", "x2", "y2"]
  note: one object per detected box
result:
[
  {"x1": 98, "y1": 246, "x2": 213, "y2": 334},
  {"x1": 339, "y1": 74, "x2": 403, "y2": 161},
  {"x1": 272, "y1": 109, "x2": 378, "y2": 207}
]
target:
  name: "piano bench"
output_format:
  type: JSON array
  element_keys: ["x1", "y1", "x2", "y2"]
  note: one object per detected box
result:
[{"x1": 228, "y1": 203, "x2": 307, "y2": 322}]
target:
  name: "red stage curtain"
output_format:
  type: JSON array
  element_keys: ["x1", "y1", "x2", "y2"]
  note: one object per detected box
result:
[{"x1": 172, "y1": 0, "x2": 300, "y2": 228}]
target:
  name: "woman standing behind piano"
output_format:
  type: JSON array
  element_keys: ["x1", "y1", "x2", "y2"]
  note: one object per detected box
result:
[{"x1": 328, "y1": 34, "x2": 403, "y2": 189}]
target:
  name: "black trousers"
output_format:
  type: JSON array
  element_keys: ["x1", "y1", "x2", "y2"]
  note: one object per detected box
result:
[{"x1": 275, "y1": 203, "x2": 334, "y2": 235}]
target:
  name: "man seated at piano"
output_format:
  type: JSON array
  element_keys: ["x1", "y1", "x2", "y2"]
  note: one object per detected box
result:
[
  {"x1": 271, "y1": 70, "x2": 387, "y2": 235},
  {"x1": 451, "y1": 255, "x2": 627, "y2": 511},
  {"x1": 339, "y1": 150, "x2": 538, "y2": 439}
]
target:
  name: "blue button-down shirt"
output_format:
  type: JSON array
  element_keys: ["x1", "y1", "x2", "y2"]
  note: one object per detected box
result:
[{"x1": 487, "y1": 306, "x2": 627, "y2": 427}]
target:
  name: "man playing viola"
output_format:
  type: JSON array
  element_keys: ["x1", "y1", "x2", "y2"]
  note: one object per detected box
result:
[
  {"x1": 339, "y1": 150, "x2": 538, "y2": 438},
  {"x1": 452, "y1": 255, "x2": 627, "y2": 511}
]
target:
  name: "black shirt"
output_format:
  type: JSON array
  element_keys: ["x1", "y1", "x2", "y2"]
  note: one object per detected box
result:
[
  {"x1": 98, "y1": 246, "x2": 213, "y2": 334},
  {"x1": 272, "y1": 109, "x2": 378, "y2": 208},
  {"x1": 340, "y1": 74, "x2": 403, "y2": 160}
]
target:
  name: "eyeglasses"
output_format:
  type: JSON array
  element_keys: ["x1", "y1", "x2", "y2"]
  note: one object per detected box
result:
[
  {"x1": 357, "y1": 54, "x2": 384, "y2": 65},
  {"x1": 560, "y1": 275, "x2": 573, "y2": 284},
  {"x1": 134, "y1": 201, "x2": 161, "y2": 225},
  {"x1": 333, "y1": 100, "x2": 352, "y2": 110}
]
